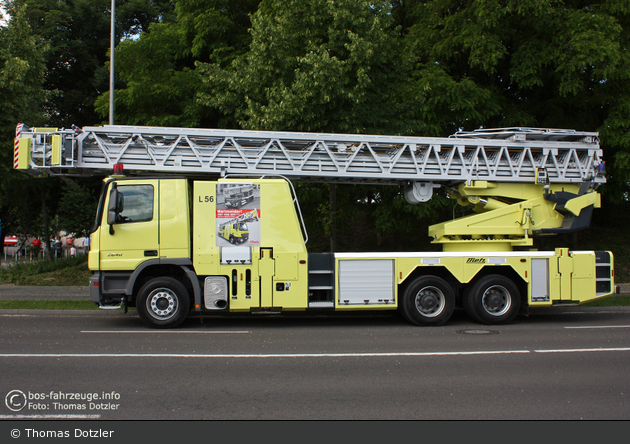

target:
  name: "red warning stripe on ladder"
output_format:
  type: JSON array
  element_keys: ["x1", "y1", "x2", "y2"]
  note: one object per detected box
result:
[{"x1": 14, "y1": 123, "x2": 24, "y2": 169}]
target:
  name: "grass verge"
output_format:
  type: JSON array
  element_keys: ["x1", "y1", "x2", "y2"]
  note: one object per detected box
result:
[
  {"x1": 0, "y1": 300, "x2": 138, "y2": 310},
  {"x1": 580, "y1": 295, "x2": 630, "y2": 307},
  {"x1": 0, "y1": 255, "x2": 91, "y2": 286},
  {"x1": 0, "y1": 300, "x2": 98, "y2": 310}
]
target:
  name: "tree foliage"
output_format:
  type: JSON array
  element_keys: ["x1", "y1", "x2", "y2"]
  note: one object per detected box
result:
[
  {"x1": 198, "y1": 0, "x2": 411, "y2": 134},
  {"x1": 57, "y1": 181, "x2": 99, "y2": 237},
  {"x1": 0, "y1": 3, "x2": 53, "y2": 256},
  {"x1": 3, "y1": 0, "x2": 176, "y2": 126},
  {"x1": 95, "y1": 0, "x2": 259, "y2": 127},
  {"x1": 401, "y1": 0, "x2": 630, "y2": 201},
  {"x1": 3, "y1": 0, "x2": 630, "y2": 254},
  {"x1": 0, "y1": 0, "x2": 174, "y2": 258}
]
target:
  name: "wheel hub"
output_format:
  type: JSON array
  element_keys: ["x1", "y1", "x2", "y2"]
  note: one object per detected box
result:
[
  {"x1": 482, "y1": 285, "x2": 511, "y2": 316},
  {"x1": 148, "y1": 289, "x2": 178, "y2": 319},
  {"x1": 156, "y1": 297, "x2": 170, "y2": 310},
  {"x1": 415, "y1": 286, "x2": 445, "y2": 317},
  {"x1": 420, "y1": 293, "x2": 438, "y2": 310}
]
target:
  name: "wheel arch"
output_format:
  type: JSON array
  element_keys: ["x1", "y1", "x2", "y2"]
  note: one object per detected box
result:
[
  {"x1": 400, "y1": 264, "x2": 528, "y2": 311},
  {"x1": 399, "y1": 266, "x2": 460, "y2": 304},
  {"x1": 126, "y1": 259, "x2": 200, "y2": 308}
]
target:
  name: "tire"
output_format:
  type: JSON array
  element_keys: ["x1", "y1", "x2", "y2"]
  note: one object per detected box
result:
[
  {"x1": 400, "y1": 276, "x2": 455, "y2": 326},
  {"x1": 464, "y1": 275, "x2": 520, "y2": 325},
  {"x1": 136, "y1": 277, "x2": 190, "y2": 328}
]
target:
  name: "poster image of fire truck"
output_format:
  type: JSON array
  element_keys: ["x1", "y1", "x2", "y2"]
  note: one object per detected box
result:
[{"x1": 216, "y1": 183, "x2": 261, "y2": 247}]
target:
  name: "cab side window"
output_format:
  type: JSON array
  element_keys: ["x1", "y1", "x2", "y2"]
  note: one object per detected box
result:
[{"x1": 117, "y1": 185, "x2": 154, "y2": 223}]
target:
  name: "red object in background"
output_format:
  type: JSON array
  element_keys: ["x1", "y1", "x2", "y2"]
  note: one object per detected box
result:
[
  {"x1": 4, "y1": 235, "x2": 18, "y2": 246},
  {"x1": 32, "y1": 239, "x2": 42, "y2": 248},
  {"x1": 66, "y1": 237, "x2": 74, "y2": 245}
]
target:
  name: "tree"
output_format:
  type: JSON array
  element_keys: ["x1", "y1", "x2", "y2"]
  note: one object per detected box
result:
[
  {"x1": 401, "y1": 0, "x2": 630, "y2": 201},
  {"x1": 95, "y1": 0, "x2": 260, "y2": 128},
  {"x1": 57, "y1": 181, "x2": 99, "y2": 238},
  {"x1": 1, "y1": 0, "x2": 177, "y2": 259},
  {"x1": 198, "y1": 0, "x2": 414, "y2": 134},
  {"x1": 197, "y1": 0, "x2": 445, "y2": 251},
  {"x1": 0, "y1": 3, "x2": 51, "y2": 258},
  {"x1": 4, "y1": 0, "x2": 176, "y2": 127}
]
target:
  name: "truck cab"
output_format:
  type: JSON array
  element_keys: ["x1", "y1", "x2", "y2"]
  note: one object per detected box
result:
[{"x1": 89, "y1": 177, "x2": 308, "y2": 327}]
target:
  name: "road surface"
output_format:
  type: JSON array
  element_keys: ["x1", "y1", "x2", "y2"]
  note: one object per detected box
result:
[{"x1": 1, "y1": 307, "x2": 629, "y2": 420}]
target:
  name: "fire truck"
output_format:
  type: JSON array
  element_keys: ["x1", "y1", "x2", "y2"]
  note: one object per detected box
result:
[
  {"x1": 13, "y1": 124, "x2": 616, "y2": 328},
  {"x1": 217, "y1": 210, "x2": 259, "y2": 245}
]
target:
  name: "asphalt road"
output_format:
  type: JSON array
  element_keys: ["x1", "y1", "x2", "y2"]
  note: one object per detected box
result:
[{"x1": 1, "y1": 306, "x2": 629, "y2": 421}]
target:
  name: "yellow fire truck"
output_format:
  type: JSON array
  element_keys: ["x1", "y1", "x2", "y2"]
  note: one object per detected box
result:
[
  {"x1": 14, "y1": 124, "x2": 616, "y2": 328},
  {"x1": 217, "y1": 210, "x2": 259, "y2": 244}
]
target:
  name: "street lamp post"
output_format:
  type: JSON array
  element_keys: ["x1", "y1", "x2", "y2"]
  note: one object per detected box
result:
[{"x1": 109, "y1": 0, "x2": 115, "y2": 125}]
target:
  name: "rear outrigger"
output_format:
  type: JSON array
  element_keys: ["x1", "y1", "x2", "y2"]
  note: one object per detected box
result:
[{"x1": 13, "y1": 124, "x2": 617, "y2": 328}]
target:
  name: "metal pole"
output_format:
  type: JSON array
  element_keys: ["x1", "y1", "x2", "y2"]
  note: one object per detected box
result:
[{"x1": 109, "y1": 0, "x2": 115, "y2": 125}]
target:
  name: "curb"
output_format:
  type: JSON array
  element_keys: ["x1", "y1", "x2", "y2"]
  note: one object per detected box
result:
[{"x1": 617, "y1": 283, "x2": 630, "y2": 294}]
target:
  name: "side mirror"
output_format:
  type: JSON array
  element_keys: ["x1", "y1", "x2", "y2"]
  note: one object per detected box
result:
[{"x1": 107, "y1": 185, "x2": 122, "y2": 234}]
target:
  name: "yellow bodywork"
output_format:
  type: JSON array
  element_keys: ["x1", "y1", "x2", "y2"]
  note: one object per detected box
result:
[
  {"x1": 192, "y1": 179, "x2": 308, "y2": 311},
  {"x1": 90, "y1": 177, "x2": 614, "y2": 314},
  {"x1": 90, "y1": 179, "x2": 190, "y2": 271}
]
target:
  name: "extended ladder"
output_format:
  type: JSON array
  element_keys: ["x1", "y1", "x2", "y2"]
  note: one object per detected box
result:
[
  {"x1": 14, "y1": 124, "x2": 606, "y2": 202},
  {"x1": 218, "y1": 210, "x2": 259, "y2": 228}
]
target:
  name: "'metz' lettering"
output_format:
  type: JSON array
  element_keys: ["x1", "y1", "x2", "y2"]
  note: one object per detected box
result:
[{"x1": 466, "y1": 258, "x2": 486, "y2": 264}]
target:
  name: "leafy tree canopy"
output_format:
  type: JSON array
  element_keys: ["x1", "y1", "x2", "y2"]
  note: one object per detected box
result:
[
  {"x1": 401, "y1": 0, "x2": 630, "y2": 201},
  {"x1": 0, "y1": 3, "x2": 52, "y2": 248},
  {"x1": 3, "y1": 0, "x2": 630, "y2": 253},
  {"x1": 3, "y1": 0, "x2": 176, "y2": 126}
]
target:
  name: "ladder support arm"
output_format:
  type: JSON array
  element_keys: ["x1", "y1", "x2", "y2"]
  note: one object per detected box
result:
[{"x1": 430, "y1": 181, "x2": 602, "y2": 251}]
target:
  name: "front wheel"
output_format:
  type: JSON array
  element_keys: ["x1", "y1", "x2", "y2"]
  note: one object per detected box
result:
[
  {"x1": 136, "y1": 277, "x2": 190, "y2": 328},
  {"x1": 464, "y1": 275, "x2": 521, "y2": 325},
  {"x1": 399, "y1": 276, "x2": 455, "y2": 326}
]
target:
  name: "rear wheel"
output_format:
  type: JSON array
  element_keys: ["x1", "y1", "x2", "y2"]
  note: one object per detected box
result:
[
  {"x1": 464, "y1": 275, "x2": 520, "y2": 325},
  {"x1": 136, "y1": 277, "x2": 190, "y2": 328},
  {"x1": 400, "y1": 276, "x2": 455, "y2": 326}
]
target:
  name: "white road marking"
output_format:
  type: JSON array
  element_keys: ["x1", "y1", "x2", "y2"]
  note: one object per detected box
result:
[
  {"x1": 533, "y1": 347, "x2": 630, "y2": 353},
  {"x1": 0, "y1": 351, "x2": 529, "y2": 358},
  {"x1": 0, "y1": 348, "x2": 629, "y2": 358},
  {"x1": 564, "y1": 325, "x2": 630, "y2": 329}
]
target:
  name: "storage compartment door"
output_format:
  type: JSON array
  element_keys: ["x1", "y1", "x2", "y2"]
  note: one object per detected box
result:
[{"x1": 338, "y1": 259, "x2": 395, "y2": 306}]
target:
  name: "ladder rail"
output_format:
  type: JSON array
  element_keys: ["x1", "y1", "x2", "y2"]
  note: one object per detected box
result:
[{"x1": 16, "y1": 124, "x2": 606, "y2": 186}]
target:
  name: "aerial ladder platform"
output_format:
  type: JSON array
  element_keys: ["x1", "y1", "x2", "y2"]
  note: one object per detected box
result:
[
  {"x1": 218, "y1": 210, "x2": 260, "y2": 228},
  {"x1": 14, "y1": 124, "x2": 607, "y2": 251}
]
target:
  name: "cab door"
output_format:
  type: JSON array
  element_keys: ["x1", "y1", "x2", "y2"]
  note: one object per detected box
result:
[{"x1": 100, "y1": 180, "x2": 160, "y2": 271}]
